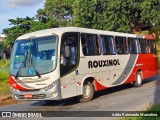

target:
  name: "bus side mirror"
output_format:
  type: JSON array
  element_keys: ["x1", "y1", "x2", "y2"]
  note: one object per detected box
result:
[{"x1": 64, "y1": 46, "x2": 70, "y2": 57}]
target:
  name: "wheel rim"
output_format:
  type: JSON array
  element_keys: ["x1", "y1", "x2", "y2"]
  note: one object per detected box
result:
[
  {"x1": 82, "y1": 84, "x2": 91, "y2": 98},
  {"x1": 137, "y1": 74, "x2": 142, "y2": 84}
]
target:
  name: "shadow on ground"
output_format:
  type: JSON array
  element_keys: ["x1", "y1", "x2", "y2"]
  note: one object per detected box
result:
[{"x1": 31, "y1": 74, "x2": 159, "y2": 107}]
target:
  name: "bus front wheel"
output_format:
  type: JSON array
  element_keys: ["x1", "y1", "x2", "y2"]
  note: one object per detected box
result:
[
  {"x1": 79, "y1": 81, "x2": 94, "y2": 103},
  {"x1": 133, "y1": 72, "x2": 142, "y2": 87}
]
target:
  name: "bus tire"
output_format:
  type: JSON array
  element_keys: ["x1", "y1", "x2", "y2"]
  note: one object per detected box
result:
[
  {"x1": 133, "y1": 72, "x2": 142, "y2": 87},
  {"x1": 79, "y1": 81, "x2": 94, "y2": 103}
]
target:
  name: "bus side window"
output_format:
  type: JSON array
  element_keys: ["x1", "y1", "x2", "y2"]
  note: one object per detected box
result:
[
  {"x1": 99, "y1": 36, "x2": 106, "y2": 54},
  {"x1": 81, "y1": 36, "x2": 88, "y2": 55},
  {"x1": 136, "y1": 39, "x2": 141, "y2": 53},
  {"x1": 152, "y1": 41, "x2": 156, "y2": 53},
  {"x1": 147, "y1": 40, "x2": 156, "y2": 54},
  {"x1": 62, "y1": 37, "x2": 77, "y2": 65},
  {"x1": 115, "y1": 36, "x2": 128, "y2": 54},
  {"x1": 109, "y1": 36, "x2": 116, "y2": 54},
  {"x1": 81, "y1": 33, "x2": 99, "y2": 56},
  {"x1": 128, "y1": 38, "x2": 139, "y2": 54},
  {"x1": 60, "y1": 32, "x2": 79, "y2": 76},
  {"x1": 99, "y1": 35, "x2": 115, "y2": 55},
  {"x1": 147, "y1": 40, "x2": 151, "y2": 53},
  {"x1": 138, "y1": 38, "x2": 147, "y2": 53}
]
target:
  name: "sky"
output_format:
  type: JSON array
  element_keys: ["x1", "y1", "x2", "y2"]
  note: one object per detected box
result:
[{"x1": 0, "y1": 0, "x2": 45, "y2": 34}]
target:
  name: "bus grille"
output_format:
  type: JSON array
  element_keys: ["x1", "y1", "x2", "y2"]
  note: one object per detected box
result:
[
  {"x1": 19, "y1": 89, "x2": 40, "y2": 92},
  {"x1": 17, "y1": 94, "x2": 46, "y2": 99}
]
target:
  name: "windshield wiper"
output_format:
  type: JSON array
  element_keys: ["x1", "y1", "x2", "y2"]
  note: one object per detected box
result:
[
  {"x1": 15, "y1": 53, "x2": 41, "y2": 79},
  {"x1": 15, "y1": 52, "x2": 29, "y2": 80},
  {"x1": 15, "y1": 42, "x2": 41, "y2": 79},
  {"x1": 15, "y1": 68, "x2": 21, "y2": 79}
]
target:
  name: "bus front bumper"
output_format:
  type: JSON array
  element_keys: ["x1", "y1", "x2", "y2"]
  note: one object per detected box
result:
[{"x1": 10, "y1": 80, "x2": 62, "y2": 100}]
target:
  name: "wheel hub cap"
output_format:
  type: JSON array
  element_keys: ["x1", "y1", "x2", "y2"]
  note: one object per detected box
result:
[{"x1": 82, "y1": 85, "x2": 91, "y2": 98}]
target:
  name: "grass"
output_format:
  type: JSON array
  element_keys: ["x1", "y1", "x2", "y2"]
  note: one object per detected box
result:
[
  {"x1": 149, "y1": 104, "x2": 160, "y2": 111},
  {"x1": 0, "y1": 79, "x2": 10, "y2": 97},
  {"x1": 0, "y1": 60, "x2": 10, "y2": 97},
  {"x1": 0, "y1": 59, "x2": 10, "y2": 81}
]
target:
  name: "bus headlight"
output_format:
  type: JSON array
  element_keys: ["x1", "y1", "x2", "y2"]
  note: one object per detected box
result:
[
  {"x1": 44, "y1": 80, "x2": 58, "y2": 91},
  {"x1": 51, "y1": 91, "x2": 57, "y2": 97}
]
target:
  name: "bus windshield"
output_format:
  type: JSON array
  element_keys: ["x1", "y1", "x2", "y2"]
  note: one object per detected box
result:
[{"x1": 10, "y1": 36, "x2": 58, "y2": 77}]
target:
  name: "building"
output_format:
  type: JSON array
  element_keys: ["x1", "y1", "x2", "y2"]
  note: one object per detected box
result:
[{"x1": 0, "y1": 34, "x2": 6, "y2": 42}]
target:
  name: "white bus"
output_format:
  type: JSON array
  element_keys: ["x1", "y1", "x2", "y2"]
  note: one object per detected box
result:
[{"x1": 10, "y1": 27, "x2": 158, "y2": 102}]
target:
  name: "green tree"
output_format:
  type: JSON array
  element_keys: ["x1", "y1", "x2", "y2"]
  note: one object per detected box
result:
[
  {"x1": 73, "y1": 0, "x2": 95, "y2": 28},
  {"x1": 140, "y1": 0, "x2": 160, "y2": 39},
  {"x1": 36, "y1": 8, "x2": 46, "y2": 22},
  {"x1": 3, "y1": 17, "x2": 34, "y2": 44},
  {"x1": 103, "y1": 0, "x2": 130, "y2": 32},
  {"x1": 44, "y1": 0, "x2": 74, "y2": 27},
  {"x1": 73, "y1": 0, "x2": 130, "y2": 32},
  {"x1": 73, "y1": 0, "x2": 160, "y2": 33},
  {"x1": 3, "y1": 16, "x2": 52, "y2": 45},
  {"x1": 2, "y1": 0, "x2": 160, "y2": 46},
  {"x1": 30, "y1": 21, "x2": 49, "y2": 32}
]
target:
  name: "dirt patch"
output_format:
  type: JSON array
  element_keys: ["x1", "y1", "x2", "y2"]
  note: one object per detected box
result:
[{"x1": 0, "y1": 95, "x2": 25, "y2": 106}]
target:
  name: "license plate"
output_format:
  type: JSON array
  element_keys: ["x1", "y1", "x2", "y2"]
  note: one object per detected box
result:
[{"x1": 24, "y1": 94, "x2": 32, "y2": 98}]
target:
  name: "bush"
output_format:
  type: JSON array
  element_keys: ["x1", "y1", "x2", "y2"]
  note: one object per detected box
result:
[{"x1": 0, "y1": 68, "x2": 9, "y2": 81}]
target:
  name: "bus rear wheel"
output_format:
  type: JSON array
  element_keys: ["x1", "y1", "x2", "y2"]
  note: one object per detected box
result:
[
  {"x1": 133, "y1": 72, "x2": 142, "y2": 87},
  {"x1": 79, "y1": 81, "x2": 94, "y2": 103}
]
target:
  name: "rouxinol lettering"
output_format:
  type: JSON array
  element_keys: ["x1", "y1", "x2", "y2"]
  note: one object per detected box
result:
[{"x1": 88, "y1": 59, "x2": 120, "y2": 68}]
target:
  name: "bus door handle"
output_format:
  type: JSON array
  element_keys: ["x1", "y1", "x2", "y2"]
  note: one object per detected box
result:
[{"x1": 75, "y1": 70, "x2": 79, "y2": 75}]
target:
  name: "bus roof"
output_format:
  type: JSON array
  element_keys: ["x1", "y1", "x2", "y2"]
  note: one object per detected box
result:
[
  {"x1": 136, "y1": 35, "x2": 144, "y2": 39},
  {"x1": 77, "y1": 27, "x2": 136, "y2": 38},
  {"x1": 17, "y1": 27, "x2": 79, "y2": 40},
  {"x1": 17, "y1": 27, "x2": 138, "y2": 40}
]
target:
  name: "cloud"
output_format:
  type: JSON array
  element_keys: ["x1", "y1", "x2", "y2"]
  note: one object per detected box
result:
[
  {"x1": 8, "y1": 0, "x2": 44, "y2": 8},
  {"x1": 0, "y1": 4, "x2": 3, "y2": 12},
  {"x1": 0, "y1": 0, "x2": 44, "y2": 33}
]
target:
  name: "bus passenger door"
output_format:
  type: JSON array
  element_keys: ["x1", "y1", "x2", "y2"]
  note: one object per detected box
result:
[{"x1": 60, "y1": 32, "x2": 80, "y2": 99}]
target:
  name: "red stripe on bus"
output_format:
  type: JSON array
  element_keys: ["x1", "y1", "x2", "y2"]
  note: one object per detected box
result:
[
  {"x1": 9, "y1": 75, "x2": 29, "y2": 90},
  {"x1": 124, "y1": 54, "x2": 158, "y2": 84},
  {"x1": 94, "y1": 79, "x2": 107, "y2": 91}
]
